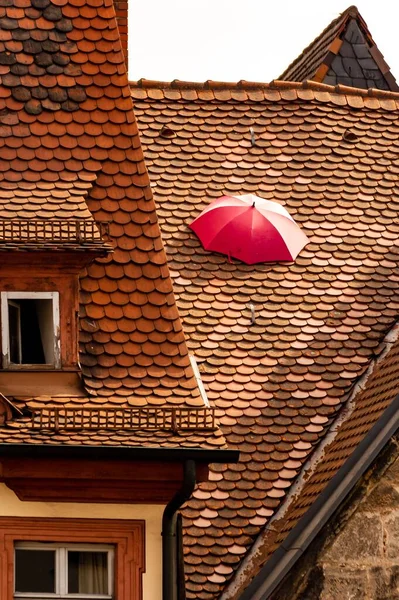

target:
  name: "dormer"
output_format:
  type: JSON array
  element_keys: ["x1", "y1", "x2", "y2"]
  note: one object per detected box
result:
[
  {"x1": 0, "y1": 2, "x2": 237, "y2": 599},
  {"x1": 0, "y1": 215, "x2": 111, "y2": 375}
]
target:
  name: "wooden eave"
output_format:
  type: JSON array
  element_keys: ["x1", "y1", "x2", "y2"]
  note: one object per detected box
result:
[{"x1": 0, "y1": 456, "x2": 210, "y2": 503}]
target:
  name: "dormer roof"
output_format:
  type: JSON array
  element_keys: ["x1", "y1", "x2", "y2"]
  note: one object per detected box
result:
[
  {"x1": 0, "y1": 0, "x2": 226, "y2": 450},
  {"x1": 279, "y1": 5, "x2": 398, "y2": 91}
]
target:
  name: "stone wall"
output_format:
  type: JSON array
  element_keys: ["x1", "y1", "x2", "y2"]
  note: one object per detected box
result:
[
  {"x1": 318, "y1": 452, "x2": 399, "y2": 600},
  {"x1": 273, "y1": 439, "x2": 399, "y2": 600}
]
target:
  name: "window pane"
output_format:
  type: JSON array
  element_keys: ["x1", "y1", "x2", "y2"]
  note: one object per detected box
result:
[
  {"x1": 8, "y1": 302, "x2": 21, "y2": 364},
  {"x1": 15, "y1": 549, "x2": 55, "y2": 593},
  {"x1": 35, "y1": 298, "x2": 54, "y2": 364},
  {"x1": 68, "y1": 551, "x2": 108, "y2": 595},
  {"x1": 19, "y1": 299, "x2": 46, "y2": 364}
]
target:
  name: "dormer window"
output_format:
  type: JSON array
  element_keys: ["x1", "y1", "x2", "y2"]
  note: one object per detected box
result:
[{"x1": 1, "y1": 292, "x2": 60, "y2": 369}]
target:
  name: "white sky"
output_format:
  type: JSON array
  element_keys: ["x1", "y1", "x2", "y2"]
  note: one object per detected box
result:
[{"x1": 129, "y1": 1, "x2": 399, "y2": 83}]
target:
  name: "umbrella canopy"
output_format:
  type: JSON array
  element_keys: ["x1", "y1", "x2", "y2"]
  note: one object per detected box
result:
[{"x1": 189, "y1": 194, "x2": 309, "y2": 264}]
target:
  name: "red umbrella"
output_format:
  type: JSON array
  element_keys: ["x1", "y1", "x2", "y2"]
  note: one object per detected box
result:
[{"x1": 189, "y1": 194, "x2": 309, "y2": 264}]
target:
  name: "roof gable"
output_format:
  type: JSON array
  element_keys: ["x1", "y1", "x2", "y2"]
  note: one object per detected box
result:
[{"x1": 280, "y1": 6, "x2": 398, "y2": 91}]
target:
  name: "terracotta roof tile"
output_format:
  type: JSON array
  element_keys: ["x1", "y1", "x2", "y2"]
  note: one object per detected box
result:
[
  {"x1": 251, "y1": 332, "x2": 399, "y2": 581},
  {"x1": 0, "y1": 404, "x2": 226, "y2": 449},
  {"x1": 131, "y1": 78, "x2": 399, "y2": 598}
]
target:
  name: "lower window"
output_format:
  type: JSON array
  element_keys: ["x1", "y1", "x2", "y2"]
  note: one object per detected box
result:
[
  {"x1": 0, "y1": 518, "x2": 145, "y2": 600},
  {"x1": 14, "y1": 542, "x2": 114, "y2": 599}
]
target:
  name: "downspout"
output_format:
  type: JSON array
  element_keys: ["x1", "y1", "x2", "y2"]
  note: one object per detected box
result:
[{"x1": 162, "y1": 459, "x2": 196, "y2": 600}]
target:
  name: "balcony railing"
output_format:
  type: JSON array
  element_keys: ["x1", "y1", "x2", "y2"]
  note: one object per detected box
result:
[
  {"x1": 0, "y1": 219, "x2": 109, "y2": 244},
  {"x1": 28, "y1": 406, "x2": 217, "y2": 432}
]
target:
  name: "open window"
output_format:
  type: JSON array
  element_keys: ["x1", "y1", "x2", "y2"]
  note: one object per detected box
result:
[
  {"x1": 1, "y1": 292, "x2": 60, "y2": 369},
  {"x1": 14, "y1": 542, "x2": 114, "y2": 600}
]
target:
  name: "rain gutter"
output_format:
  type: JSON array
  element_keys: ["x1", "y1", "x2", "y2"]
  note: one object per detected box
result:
[
  {"x1": 0, "y1": 443, "x2": 239, "y2": 463},
  {"x1": 239, "y1": 393, "x2": 399, "y2": 600},
  {"x1": 162, "y1": 459, "x2": 196, "y2": 600}
]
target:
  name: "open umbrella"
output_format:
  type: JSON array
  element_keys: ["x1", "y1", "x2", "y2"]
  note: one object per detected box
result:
[{"x1": 189, "y1": 194, "x2": 309, "y2": 264}]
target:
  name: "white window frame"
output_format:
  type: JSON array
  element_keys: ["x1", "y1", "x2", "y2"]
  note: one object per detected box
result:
[
  {"x1": 1, "y1": 291, "x2": 61, "y2": 369},
  {"x1": 7, "y1": 299, "x2": 22, "y2": 364},
  {"x1": 14, "y1": 542, "x2": 114, "y2": 600}
]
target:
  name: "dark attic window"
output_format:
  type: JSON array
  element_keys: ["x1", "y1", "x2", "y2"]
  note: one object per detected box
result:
[{"x1": 1, "y1": 292, "x2": 60, "y2": 369}]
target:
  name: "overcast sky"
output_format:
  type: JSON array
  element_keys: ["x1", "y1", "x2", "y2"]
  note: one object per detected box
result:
[{"x1": 128, "y1": 1, "x2": 399, "y2": 83}]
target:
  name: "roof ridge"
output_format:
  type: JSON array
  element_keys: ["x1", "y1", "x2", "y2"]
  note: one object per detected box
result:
[{"x1": 131, "y1": 78, "x2": 399, "y2": 100}]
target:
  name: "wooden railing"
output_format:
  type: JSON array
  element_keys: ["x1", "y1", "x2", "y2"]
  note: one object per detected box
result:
[
  {"x1": 28, "y1": 406, "x2": 217, "y2": 432},
  {"x1": 0, "y1": 220, "x2": 109, "y2": 244}
]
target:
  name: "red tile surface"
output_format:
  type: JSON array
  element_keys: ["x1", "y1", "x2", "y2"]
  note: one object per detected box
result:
[
  {"x1": 253, "y1": 334, "x2": 399, "y2": 583},
  {"x1": 0, "y1": 0, "x2": 227, "y2": 450},
  {"x1": 131, "y1": 78, "x2": 399, "y2": 598},
  {"x1": 0, "y1": 408, "x2": 226, "y2": 449}
]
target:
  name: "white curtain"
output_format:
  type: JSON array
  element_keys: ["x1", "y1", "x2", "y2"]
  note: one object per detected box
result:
[{"x1": 78, "y1": 552, "x2": 108, "y2": 595}]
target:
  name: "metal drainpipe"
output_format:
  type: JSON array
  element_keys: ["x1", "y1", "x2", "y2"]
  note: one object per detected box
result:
[{"x1": 162, "y1": 459, "x2": 196, "y2": 600}]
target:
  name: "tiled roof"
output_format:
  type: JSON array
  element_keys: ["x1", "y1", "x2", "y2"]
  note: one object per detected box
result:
[
  {"x1": 280, "y1": 333, "x2": 399, "y2": 533},
  {"x1": 243, "y1": 331, "x2": 399, "y2": 594},
  {"x1": 0, "y1": 0, "x2": 228, "y2": 449},
  {"x1": 0, "y1": 427, "x2": 226, "y2": 449},
  {"x1": 279, "y1": 5, "x2": 398, "y2": 91},
  {"x1": 0, "y1": 405, "x2": 225, "y2": 449},
  {"x1": 131, "y1": 78, "x2": 399, "y2": 598}
]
